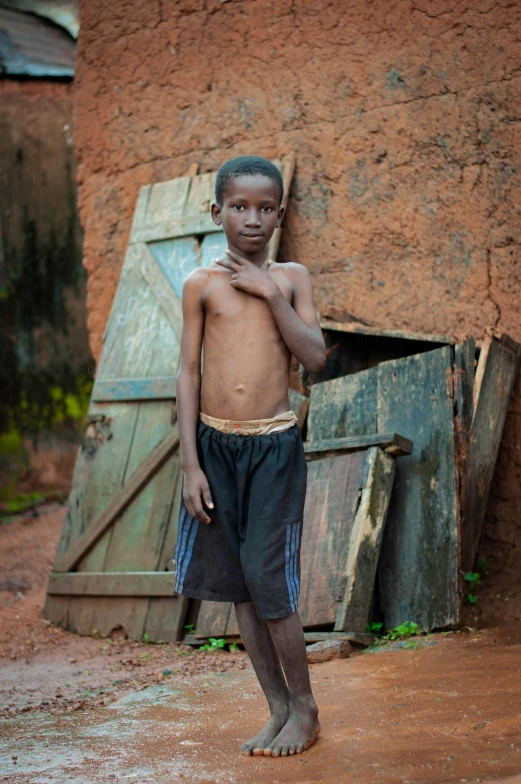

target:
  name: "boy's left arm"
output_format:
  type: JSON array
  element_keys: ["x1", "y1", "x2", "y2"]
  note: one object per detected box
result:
[{"x1": 265, "y1": 263, "x2": 326, "y2": 373}]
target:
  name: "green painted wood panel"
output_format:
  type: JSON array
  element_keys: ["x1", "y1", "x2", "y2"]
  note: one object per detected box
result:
[
  {"x1": 84, "y1": 402, "x2": 182, "y2": 639},
  {"x1": 307, "y1": 366, "x2": 377, "y2": 441},
  {"x1": 92, "y1": 377, "x2": 177, "y2": 402},
  {"x1": 376, "y1": 347, "x2": 458, "y2": 631},
  {"x1": 307, "y1": 346, "x2": 459, "y2": 632}
]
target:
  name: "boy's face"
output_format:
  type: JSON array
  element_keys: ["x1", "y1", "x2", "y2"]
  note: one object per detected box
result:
[{"x1": 211, "y1": 175, "x2": 284, "y2": 256}]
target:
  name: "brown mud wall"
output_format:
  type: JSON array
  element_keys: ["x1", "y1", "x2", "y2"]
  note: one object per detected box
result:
[{"x1": 75, "y1": 0, "x2": 521, "y2": 572}]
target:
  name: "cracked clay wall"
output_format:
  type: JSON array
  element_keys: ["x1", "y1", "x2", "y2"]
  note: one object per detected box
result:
[{"x1": 75, "y1": 0, "x2": 521, "y2": 572}]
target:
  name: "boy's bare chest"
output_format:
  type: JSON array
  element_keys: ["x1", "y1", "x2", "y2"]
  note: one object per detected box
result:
[{"x1": 204, "y1": 276, "x2": 292, "y2": 326}]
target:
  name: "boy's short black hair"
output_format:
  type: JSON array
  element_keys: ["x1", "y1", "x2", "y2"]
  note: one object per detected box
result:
[{"x1": 215, "y1": 156, "x2": 284, "y2": 205}]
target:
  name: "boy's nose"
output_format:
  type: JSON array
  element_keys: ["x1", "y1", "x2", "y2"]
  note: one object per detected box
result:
[{"x1": 245, "y1": 211, "x2": 261, "y2": 226}]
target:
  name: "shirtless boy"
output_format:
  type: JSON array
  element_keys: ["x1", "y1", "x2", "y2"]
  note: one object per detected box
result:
[{"x1": 175, "y1": 156, "x2": 326, "y2": 757}]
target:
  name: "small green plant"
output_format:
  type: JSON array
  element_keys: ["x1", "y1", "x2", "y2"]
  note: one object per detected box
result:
[
  {"x1": 228, "y1": 642, "x2": 239, "y2": 651},
  {"x1": 367, "y1": 620, "x2": 420, "y2": 650},
  {"x1": 366, "y1": 621, "x2": 384, "y2": 636},
  {"x1": 184, "y1": 624, "x2": 196, "y2": 635},
  {"x1": 200, "y1": 637, "x2": 227, "y2": 652},
  {"x1": 386, "y1": 621, "x2": 418, "y2": 640},
  {"x1": 465, "y1": 572, "x2": 481, "y2": 590},
  {"x1": 141, "y1": 633, "x2": 150, "y2": 644},
  {"x1": 464, "y1": 571, "x2": 481, "y2": 604}
]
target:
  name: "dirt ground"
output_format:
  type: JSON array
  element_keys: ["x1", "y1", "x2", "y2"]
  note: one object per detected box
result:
[
  {"x1": 0, "y1": 505, "x2": 249, "y2": 719},
  {"x1": 2, "y1": 504, "x2": 521, "y2": 783}
]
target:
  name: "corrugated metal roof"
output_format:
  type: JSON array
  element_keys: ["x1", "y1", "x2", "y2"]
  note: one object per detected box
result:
[
  {"x1": 1, "y1": 1, "x2": 79, "y2": 40},
  {"x1": 0, "y1": 6, "x2": 75, "y2": 77}
]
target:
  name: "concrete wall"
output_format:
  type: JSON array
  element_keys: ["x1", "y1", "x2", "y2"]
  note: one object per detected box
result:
[{"x1": 74, "y1": 0, "x2": 521, "y2": 571}]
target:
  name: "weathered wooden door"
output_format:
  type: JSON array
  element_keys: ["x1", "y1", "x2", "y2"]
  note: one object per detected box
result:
[{"x1": 45, "y1": 158, "x2": 295, "y2": 641}]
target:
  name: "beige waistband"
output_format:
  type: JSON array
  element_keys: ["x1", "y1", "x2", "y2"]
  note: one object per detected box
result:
[{"x1": 200, "y1": 410, "x2": 298, "y2": 436}]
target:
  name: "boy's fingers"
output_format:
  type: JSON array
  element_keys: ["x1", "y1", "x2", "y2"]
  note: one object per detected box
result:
[
  {"x1": 226, "y1": 249, "x2": 254, "y2": 267},
  {"x1": 202, "y1": 485, "x2": 214, "y2": 510},
  {"x1": 216, "y1": 258, "x2": 239, "y2": 271},
  {"x1": 195, "y1": 506, "x2": 211, "y2": 524},
  {"x1": 225, "y1": 248, "x2": 248, "y2": 265}
]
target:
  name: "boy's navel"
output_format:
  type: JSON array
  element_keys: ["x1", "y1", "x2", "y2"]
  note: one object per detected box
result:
[{"x1": 235, "y1": 384, "x2": 245, "y2": 394}]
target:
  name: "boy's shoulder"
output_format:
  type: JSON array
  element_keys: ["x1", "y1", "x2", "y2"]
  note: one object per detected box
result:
[
  {"x1": 272, "y1": 260, "x2": 309, "y2": 275},
  {"x1": 271, "y1": 260, "x2": 312, "y2": 286},
  {"x1": 182, "y1": 265, "x2": 224, "y2": 295}
]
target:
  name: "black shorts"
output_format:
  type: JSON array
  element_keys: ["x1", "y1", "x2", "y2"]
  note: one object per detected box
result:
[{"x1": 174, "y1": 421, "x2": 307, "y2": 620}]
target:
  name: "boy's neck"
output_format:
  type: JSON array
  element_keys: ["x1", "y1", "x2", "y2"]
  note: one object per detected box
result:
[{"x1": 226, "y1": 240, "x2": 268, "y2": 268}]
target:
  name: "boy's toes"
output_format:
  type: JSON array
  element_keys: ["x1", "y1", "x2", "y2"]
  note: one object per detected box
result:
[
  {"x1": 288, "y1": 744, "x2": 297, "y2": 755},
  {"x1": 252, "y1": 747, "x2": 265, "y2": 756},
  {"x1": 280, "y1": 745, "x2": 290, "y2": 757},
  {"x1": 296, "y1": 743, "x2": 305, "y2": 754}
]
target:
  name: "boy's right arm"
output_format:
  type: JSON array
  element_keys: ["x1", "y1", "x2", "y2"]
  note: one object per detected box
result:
[{"x1": 176, "y1": 271, "x2": 214, "y2": 524}]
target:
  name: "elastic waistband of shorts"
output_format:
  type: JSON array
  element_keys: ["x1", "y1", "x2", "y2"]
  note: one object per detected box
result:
[{"x1": 198, "y1": 410, "x2": 299, "y2": 438}]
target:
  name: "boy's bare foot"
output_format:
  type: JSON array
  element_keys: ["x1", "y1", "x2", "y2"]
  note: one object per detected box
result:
[
  {"x1": 240, "y1": 709, "x2": 289, "y2": 756},
  {"x1": 263, "y1": 696, "x2": 320, "y2": 757}
]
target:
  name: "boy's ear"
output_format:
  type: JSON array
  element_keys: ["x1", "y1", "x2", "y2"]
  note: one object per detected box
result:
[
  {"x1": 276, "y1": 205, "x2": 285, "y2": 228},
  {"x1": 211, "y1": 202, "x2": 222, "y2": 226}
]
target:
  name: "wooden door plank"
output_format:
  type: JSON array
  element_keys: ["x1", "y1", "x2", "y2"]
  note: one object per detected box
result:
[
  {"x1": 53, "y1": 404, "x2": 140, "y2": 566},
  {"x1": 288, "y1": 388, "x2": 309, "y2": 431},
  {"x1": 44, "y1": 403, "x2": 140, "y2": 628},
  {"x1": 132, "y1": 214, "x2": 219, "y2": 244},
  {"x1": 184, "y1": 171, "x2": 213, "y2": 216},
  {"x1": 96, "y1": 250, "x2": 179, "y2": 383},
  {"x1": 460, "y1": 336, "x2": 521, "y2": 571},
  {"x1": 146, "y1": 236, "x2": 200, "y2": 300},
  {"x1": 200, "y1": 232, "x2": 228, "y2": 269},
  {"x1": 195, "y1": 602, "x2": 232, "y2": 639},
  {"x1": 55, "y1": 425, "x2": 180, "y2": 572},
  {"x1": 129, "y1": 184, "x2": 152, "y2": 236},
  {"x1": 85, "y1": 404, "x2": 183, "y2": 641},
  {"x1": 48, "y1": 572, "x2": 178, "y2": 596},
  {"x1": 267, "y1": 154, "x2": 295, "y2": 262},
  {"x1": 376, "y1": 347, "x2": 459, "y2": 631},
  {"x1": 139, "y1": 176, "x2": 192, "y2": 229},
  {"x1": 307, "y1": 365, "x2": 377, "y2": 442},
  {"x1": 336, "y1": 447, "x2": 395, "y2": 632},
  {"x1": 305, "y1": 433, "x2": 413, "y2": 460},
  {"x1": 144, "y1": 456, "x2": 189, "y2": 643},
  {"x1": 100, "y1": 405, "x2": 179, "y2": 572},
  {"x1": 139, "y1": 244, "x2": 183, "y2": 338},
  {"x1": 298, "y1": 451, "x2": 366, "y2": 628},
  {"x1": 91, "y1": 377, "x2": 177, "y2": 402},
  {"x1": 225, "y1": 607, "x2": 240, "y2": 636},
  {"x1": 319, "y1": 318, "x2": 454, "y2": 345}
]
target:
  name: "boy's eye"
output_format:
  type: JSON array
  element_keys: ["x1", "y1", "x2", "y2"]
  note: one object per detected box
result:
[
  {"x1": 262, "y1": 206, "x2": 273, "y2": 212},
  {"x1": 233, "y1": 204, "x2": 244, "y2": 211}
]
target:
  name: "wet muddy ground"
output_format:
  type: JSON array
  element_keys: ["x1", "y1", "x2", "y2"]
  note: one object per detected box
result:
[
  {"x1": 3, "y1": 624, "x2": 521, "y2": 783},
  {"x1": 2, "y1": 506, "x2": 521, "y2": 782}
]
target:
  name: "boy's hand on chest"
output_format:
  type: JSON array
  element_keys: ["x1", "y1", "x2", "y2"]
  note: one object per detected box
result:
[{"x1": 217, "y1": 249, "x2": 279, "y2": 301}]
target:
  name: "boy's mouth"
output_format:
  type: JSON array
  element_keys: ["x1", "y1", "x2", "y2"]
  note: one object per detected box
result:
[{"x1": 241, "y1": 233, "x2": 264, "y2": 239}]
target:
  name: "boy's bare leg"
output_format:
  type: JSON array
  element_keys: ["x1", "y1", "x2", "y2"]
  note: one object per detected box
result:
[
  {"x1": 234, "y1": 601, "x2": 290, "y2": 756},
  {"x1": 263, "y1": 611, "x2": 320, "y2": 757}
]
